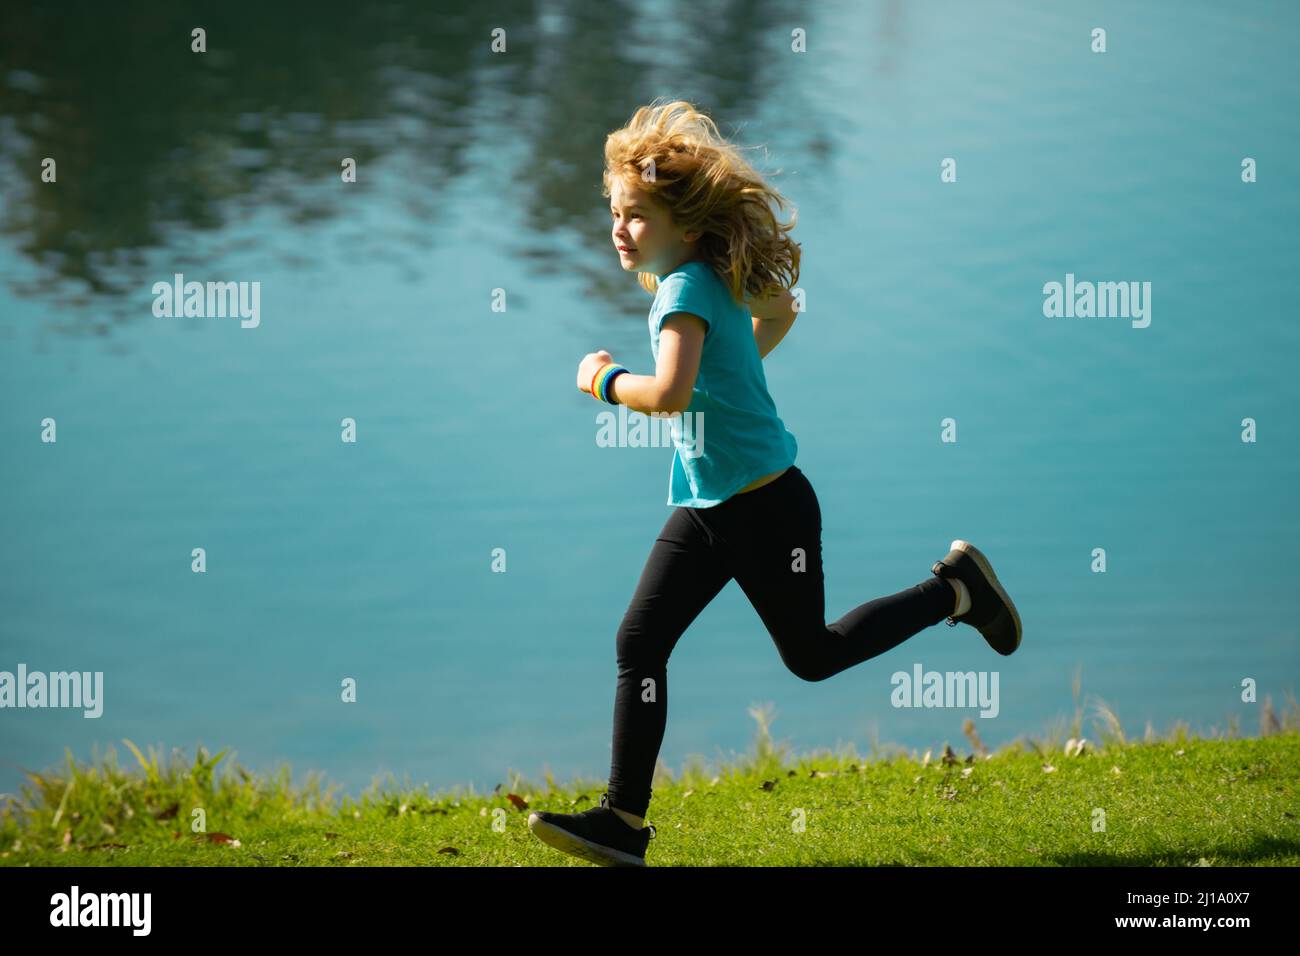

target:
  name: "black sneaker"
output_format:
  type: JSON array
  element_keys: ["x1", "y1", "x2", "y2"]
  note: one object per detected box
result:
[
  {"x1": 931, "y1": 539, "x2": 1022, "y2": 656},
  {"x1": 527, "y1": 792, "x2": 657, "y2": 866}
]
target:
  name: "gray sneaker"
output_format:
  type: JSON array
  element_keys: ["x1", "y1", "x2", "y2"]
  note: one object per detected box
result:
[
  {"x1": 932, "y1": 539, "x2": 1022, "y2": 656},
  {"x1": 527, "y1": 792, "x2": 657, "y2": 866}
]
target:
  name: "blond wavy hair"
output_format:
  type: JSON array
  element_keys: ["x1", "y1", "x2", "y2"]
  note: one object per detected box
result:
[{"x1": 602, "y1": 98, "x2": 800, "y2": 305}]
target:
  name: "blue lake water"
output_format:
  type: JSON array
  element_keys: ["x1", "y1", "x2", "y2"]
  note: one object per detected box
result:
[{"x1": 1, "y1": 0, "x2": 1297, "y2": 804}]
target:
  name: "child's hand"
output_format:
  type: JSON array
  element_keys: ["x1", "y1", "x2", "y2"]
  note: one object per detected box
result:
[{"x1": 577, "y1": 350, "x2": 616, "y2": 394}]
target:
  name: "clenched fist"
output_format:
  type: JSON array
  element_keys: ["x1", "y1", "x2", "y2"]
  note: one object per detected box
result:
[{"x1": 576, "y1": 350, "x2": 616, "y2": 395}]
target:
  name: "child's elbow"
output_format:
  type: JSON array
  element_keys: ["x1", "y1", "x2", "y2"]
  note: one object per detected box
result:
[{"x1": 657, "y1": 387, "x2": 691, "y2": 415}]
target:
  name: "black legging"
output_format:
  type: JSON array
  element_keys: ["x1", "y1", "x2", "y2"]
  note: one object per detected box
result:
[{"x1": 605, "y1": 464, "x2": 956, "y2": 818}]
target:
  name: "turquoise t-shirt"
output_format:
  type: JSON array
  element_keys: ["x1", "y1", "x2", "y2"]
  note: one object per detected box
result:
[{"x1": 648, "y1": 259, "x2": 798, "y2": 507}]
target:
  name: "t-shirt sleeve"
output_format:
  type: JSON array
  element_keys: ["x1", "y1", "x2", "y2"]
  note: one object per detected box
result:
[{"x1": 653, "y1": 272, "x2": 712, "y2": 337}]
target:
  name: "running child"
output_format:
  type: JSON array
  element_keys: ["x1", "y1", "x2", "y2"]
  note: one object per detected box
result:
[{"x1": 528, "y1": 98, "x2": 1022, "y2": 866}]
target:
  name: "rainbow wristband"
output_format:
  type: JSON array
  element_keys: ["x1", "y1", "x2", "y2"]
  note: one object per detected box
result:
[
  {"x1": 602, "y1": 367, "x2": 628, "y2": 404},
  {"x1": 589, "y1": 362, "x2": 615, "y2": 399},
  {"x1": 596, "y1": 364, "x2": 628, "y2": 404}
]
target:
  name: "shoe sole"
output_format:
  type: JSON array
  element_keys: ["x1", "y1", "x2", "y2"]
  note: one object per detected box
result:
[
  {"x1": 527, "y1": 813, "x2": 647, "y2": 867},
  {"x1": 946, "y1": 539, "x2": 1022, "y2": 655}
]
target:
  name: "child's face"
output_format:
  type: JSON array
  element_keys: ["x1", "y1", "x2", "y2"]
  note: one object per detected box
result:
[{"x1": 609, "y1": 179, "x2": 699, "y2": 276}]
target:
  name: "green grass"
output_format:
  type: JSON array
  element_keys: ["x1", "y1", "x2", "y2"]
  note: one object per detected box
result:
[{"x1": 4, "y1": 689, "x2": 1299, "y2": 866}]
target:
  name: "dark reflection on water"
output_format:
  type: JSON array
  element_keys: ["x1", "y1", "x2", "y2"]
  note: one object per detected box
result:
[{"x1": 0, "y1": 0, "x2": 833, "y2": 339}]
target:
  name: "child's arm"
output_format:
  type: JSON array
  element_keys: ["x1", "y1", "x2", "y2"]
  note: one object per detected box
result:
[
  {"x1": 748, "y1": 288, "x2": 798, "y2": 359},
  {"x1": 578, "y1": 313, "x2": 706, "y2": 415},
  {"x1": 608, "y1": 312, "x2": 705, "y2": 414}
]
